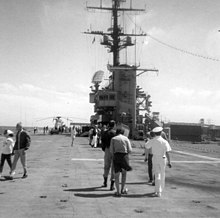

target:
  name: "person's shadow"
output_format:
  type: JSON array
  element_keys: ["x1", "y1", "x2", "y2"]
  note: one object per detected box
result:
[
  {"x1": 121, "y1": 192, "x2": 157, "y2": 198},
  {"x1": 64, "y1": 186, "x2": 112, "y2": 198},
  {"x1": 64, "y1": 186, "x2": 155, "y2": 198},
  {"x1": 64, "y1": 186, "x2": 106, "y2": 192},
  {"x1": 0, "y1": 176, "x2": 19, "y2": 181}
]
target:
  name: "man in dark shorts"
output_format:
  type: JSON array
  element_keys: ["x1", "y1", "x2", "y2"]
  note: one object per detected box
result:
[{"x1": 110, "y1": 127, "x2": 132, "y2": 197}]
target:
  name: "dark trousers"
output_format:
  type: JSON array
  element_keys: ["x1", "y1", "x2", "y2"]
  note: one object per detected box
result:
[
  {"x1": 0, "y1": 153, "x2": 12, "y2": 173},
  {"x1": 148, "y1": 154, "x2": 153, "y2": 181}
]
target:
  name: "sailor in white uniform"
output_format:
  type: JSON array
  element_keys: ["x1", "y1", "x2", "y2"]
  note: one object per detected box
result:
[{"x1": 145, "y1": 127, "x2": 172, "y2": 197}]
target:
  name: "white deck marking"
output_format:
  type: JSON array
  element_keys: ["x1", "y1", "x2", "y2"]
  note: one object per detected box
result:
[
  {"x1": 171, "y1": 160, "x2": 220, "y2": 163},
  {"x1": 133, "y1": 160, "x2": 220, "y2": 164},
  {"x1": 71, "y1": 158, "x2": 103, "y2": 161},
  {"x1": 71, "y1": 158, "x2": 220, "y2": 164},
  {"x1": 71, "y1": 149, "x2": 220, "y2": 164},
  {"x1": 172, "y1": 150, "x2": 220, "y2": 161}
]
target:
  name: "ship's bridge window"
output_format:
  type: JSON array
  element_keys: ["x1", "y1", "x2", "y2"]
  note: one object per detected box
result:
[
  {"x1": 99, "y1": 94, "x2": 108, "y2": 101},
  {"x1": 109, "y1": 94, "x2": 115, "y2": 100},
  {"x1": 103, "y1": 95, "x2": 108, "y2": 100}
]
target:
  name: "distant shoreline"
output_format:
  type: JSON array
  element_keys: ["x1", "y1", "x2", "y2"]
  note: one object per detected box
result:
[{"x1": 0, "y1": 126, "x2": 45, "y2": 135}]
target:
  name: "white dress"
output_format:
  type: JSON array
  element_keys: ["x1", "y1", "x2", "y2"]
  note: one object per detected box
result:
[{"x1": 71, "y1": 128, "x2": 76, "y2": 139}]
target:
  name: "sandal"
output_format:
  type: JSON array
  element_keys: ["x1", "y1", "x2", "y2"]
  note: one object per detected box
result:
[
  {"x1": 114, "y1": 192, "x2": 121, "y2": 197},
  {"x1": 121, "y1": 188, "x2": 128, "y2": 194},
  {"x1": 152, "y1": 192, "x2": 161, "y2": 197}
]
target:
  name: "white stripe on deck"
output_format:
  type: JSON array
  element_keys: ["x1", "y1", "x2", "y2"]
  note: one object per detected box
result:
[
  {"x1": 71, "y1": 149, "x2": 220, "y2": 164},
  {"x1": 172, "y1": 150, "x2": 220, "y2": 161},
  {"x1": 71, "y1": 158, "x2": 220, "y2": 164},
  {"x1": 133, "y1": 159, "x2": 220, "y2": 164},
  {"x1": 71, "y1": 158, "x2": 103, "y2": 161},
  {"x1": 172, "y1": 160, "x2": 220, "y2": 163}
]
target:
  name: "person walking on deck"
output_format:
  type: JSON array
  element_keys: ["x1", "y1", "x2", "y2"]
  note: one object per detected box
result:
[
  {"x1": 0, "y1": 130, "x2": 14, "y2": 177},
  {"x1": 110, "y1": 127, "x2": 132, "y2": 197},
  {"x1": 101, "y1": 120, "x2": 116, "y2": 190},
  {"x1": 145, "y1": 127, "x2": 172, "y2": 197},
  {"x1": 10, "y1": 122, "x2": 31, "y2": 179}
]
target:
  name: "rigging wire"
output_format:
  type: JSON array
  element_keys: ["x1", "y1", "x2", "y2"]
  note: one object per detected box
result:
[
  {"x1": 126, "y1": 14, "x2": 220, "y2": 62},
  {"x1": 122, "y1": 10, "x2": 128, "y2": 64},
  {"x1": 134, "y1": 14, "x2": 137, "y2": 66},
  {"x1": 147, "y1": 34, "x2": 220, "y2": 62}
]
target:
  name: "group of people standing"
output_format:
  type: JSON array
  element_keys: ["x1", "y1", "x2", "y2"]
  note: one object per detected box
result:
[
  {"x1": 0, "y1": 122, "x2": 31, "y2": 179},
  {"x1": 100, "y1": 120, "x2": 172, "y2": 198},
  {"x1": 89, "y1": 125, "x2": 102, "y2": 148}
]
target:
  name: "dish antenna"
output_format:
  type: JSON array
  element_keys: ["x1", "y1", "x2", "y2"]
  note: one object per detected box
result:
[{"x1": 91, "y1": 70, "x2": 104, "y2": 92}]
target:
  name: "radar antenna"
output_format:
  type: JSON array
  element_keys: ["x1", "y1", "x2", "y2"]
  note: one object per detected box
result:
[{"x1": 91, "y1": 70, "x2": 104, "y2": 92}]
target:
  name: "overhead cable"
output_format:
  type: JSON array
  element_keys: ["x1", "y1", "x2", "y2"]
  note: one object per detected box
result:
[{"x1": 126, "y1": 14, "x2": 220, "y2": 62}]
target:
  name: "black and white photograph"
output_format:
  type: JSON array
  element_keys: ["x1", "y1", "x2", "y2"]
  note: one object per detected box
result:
[{"x1": 0, "y1": 0, "x2": 219, "y2": 217}]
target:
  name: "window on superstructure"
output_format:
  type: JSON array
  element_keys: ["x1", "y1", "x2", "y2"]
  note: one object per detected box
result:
[
  {"x1": 103, "y1": 95, "x2": 108, "y2": 100},
  {"x1": 109, "y1": 94, "x2": 115, "y2": 100}
]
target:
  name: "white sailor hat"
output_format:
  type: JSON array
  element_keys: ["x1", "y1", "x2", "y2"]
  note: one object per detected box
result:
[
  {"x1": 7, "y1": 130, "x2": 13, "y2": 134},
  {"x1": 4, "y1": 130, "x2": 14, "y2": 136},
  {"x1": 152, "y1": 127, "x2": 163, "y2": 133}
]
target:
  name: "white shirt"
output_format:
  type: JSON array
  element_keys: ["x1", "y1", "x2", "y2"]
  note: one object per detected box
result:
[
  {"x1": 71, "y1": 128, "x2": 77, "y2": 138},
  {"x1": 145, "y1": 136, "x2": 171, "y2": 158},
  {"x1": 2, "y1": 137, "x2": 14, "y2": 154}
]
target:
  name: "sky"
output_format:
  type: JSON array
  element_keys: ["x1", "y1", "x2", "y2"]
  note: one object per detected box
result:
[{"x1": 0, "y1": 0, "x2": 220, "y2": 127}]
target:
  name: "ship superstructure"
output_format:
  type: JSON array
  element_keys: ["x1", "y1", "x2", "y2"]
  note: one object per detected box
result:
[{"x1": 85, "y1": 0, "x2": 159, "y2": 138}]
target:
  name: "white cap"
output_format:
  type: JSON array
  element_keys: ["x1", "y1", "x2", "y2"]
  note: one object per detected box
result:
[
  {"x1": 7, "y1": 130, "x2": 14, "y2": 136},
  {"x1": 152, "y1": 127, "x2": 163, "y2": 133}
]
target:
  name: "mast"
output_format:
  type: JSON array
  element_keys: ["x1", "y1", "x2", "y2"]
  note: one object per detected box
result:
[
  {"x1": 85, "y1": 0, "x2": 158, "y2": 138},
  {"x1": 112, "y1": 0, "x2": 120, "y2": 66},
  {"x1": 84, "y1": 0, "x2": 146, "y2": 67}
]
